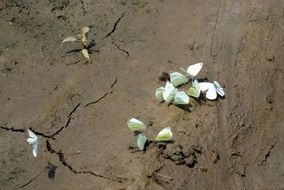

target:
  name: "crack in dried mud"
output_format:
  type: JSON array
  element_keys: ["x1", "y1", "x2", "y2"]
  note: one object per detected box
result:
[
  {"x1": 0, "y1": 125, "x2": 56, "y2": 140},
  {"x1": 105, "y1": 12, "x2": 125, "y2": 38},
  {"x1": 0, "y1": 125, "x2": 25, "y2": 133},
  {"x1": 112, "y1": 40, "x2": 129, "y2": 58},
  {"x1": 85, "y1": 91, "x2": 114, "y2": 107},
  {"x1": 110, "y1": 77, "x2": 118, "y2": 88},
  {"x1": 49, "y1": 103, "x2": 81, "y2": 139},
  {"x1": 68, "y1": 103, "x2": 80, "y2": 118},
  {"x1": 0, "y1": 103, "x2": 81, "y2": 140},
  {"x1": 46, "y1": 140, "x2": 126, "y2": 183},
  {"x1": 18, "y1": 168, "x2": 46, "y2": 189},
  {"x1": 85, "y1": 77, "x2": 118, "y2": 107}
]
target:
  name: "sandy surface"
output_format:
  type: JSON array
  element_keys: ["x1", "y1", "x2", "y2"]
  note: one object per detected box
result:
[{"x1": 0, "y1": 0, "x2": 284, "y2": 189}]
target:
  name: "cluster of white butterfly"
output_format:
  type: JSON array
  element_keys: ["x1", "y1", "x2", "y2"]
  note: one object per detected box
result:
[
  {"x1": 155, "y1": 62, "x2": 225, "y2": 102},
  {"x1": 126, "y1": 63, "x2": 225, "y2": 151},
  {"x1": 127, "y1": 118, "x2": 173, "y2": 150}
]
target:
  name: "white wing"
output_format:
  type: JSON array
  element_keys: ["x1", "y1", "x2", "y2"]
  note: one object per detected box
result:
[
  {"x1": 213, "y1": 81, "x2": 225, "y2": 97},
  {"x1": 170, "y1": 72, "x2": 188, "y2": 87},
  {"x1": 199, "y1": 82, "x2": 213, "y2": 92},
  {"x1": 27, "y1": 128, "x2": 38, "y2": 140},
  {"x1": 163, "y1": 81, "x2": 177, "y2": 103},
  {"x1": 192, "y1": 79, "x2": 200, "y2": 90},
  {"x1": 164, "y1": 81, "x2": 175, "y2": 92},
  {"x1": 206, "y1": 86, "x2": 217, "y2": 100},
  {"x1": 174, "y1": 91, "x2": 189, "y2": 105},
  {"x1": 127, "y1": 118, "x2": 146, "y2": 131},
  {"x1": 188, "y1": 79, "x2": 201, "y2": 98},
  {"x1": 32, "y1": 142, "x2": 39, "y2": 158},
  {"x1": 156, "y1": 127, "x2": 173, "y2": 141},
  {"x1": 27, "y1": 138, "x2": 37, "y2": 144},
  {"x1": 155, "y1": 87, "x2": 165, "y2": 102},
  {"x1": 187, "y1": 62, "x2": 203, "y2": 78}
]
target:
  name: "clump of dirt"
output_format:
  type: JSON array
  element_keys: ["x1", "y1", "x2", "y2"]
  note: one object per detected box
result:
[
  {"x1": 161, "y1": 144, "x2": 202, "y2": 168},
  {"x1": 158, "y1": 72, "x2": 170, "y2": 82}
]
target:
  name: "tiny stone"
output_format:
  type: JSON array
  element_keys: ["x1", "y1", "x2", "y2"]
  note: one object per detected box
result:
[{"x1": 266, "y1": 96, "x2": 273, "y2": 104}]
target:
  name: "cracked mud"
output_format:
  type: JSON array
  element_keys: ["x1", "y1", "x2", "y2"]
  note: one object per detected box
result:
[{"x1": 0, "y1": 0, "x2": 283, "y2": 190}]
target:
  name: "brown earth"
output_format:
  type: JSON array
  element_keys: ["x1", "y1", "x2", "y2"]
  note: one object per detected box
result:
[{"x1": 0, "y1": 0, "x2": 283, "y2": 189}]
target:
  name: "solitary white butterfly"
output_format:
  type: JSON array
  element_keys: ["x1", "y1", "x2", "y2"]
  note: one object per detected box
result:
[
  {"x1": 127, "y1": 118, "x2": 146, "y2": 131},
  {"x1": 163, "y1": 81, "x2": 178, "y2": 103},
  {"x1": 173, "y1": 91, "x2": 190, "y2": 105},
  {"x1": 170, "y1": 72, "x2": 188, "y2": 87},
  {"x1": 27, "y1": 128, "x2": 39, "y2": 158},
  {"x1": 187, "y1": 79, "x2": 201, "y2": 98},
  {"x1": 199, "y1": 81, "x2": 225, "y2": 100},
  {"x1": 156, "y1": 127, "x2": 173, "y2": 142}
]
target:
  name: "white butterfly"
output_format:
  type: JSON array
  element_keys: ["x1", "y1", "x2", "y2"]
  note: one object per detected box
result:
[
  {"x1": 199, "y1": 81, "x2": 225, "y2": 100},
  {"x1": 180, "y1": 62, "x2": 203, "y2": 79},
  {"x1": 27, "y1": 128, "x2": 39, "y2": 158},
  {"x1": 127, "y1": 118, "x2": 146, "y2": 131},
  {"x1": 155, "y1": 87, "x2": 165, "y2": 102},
  {"x1": 156, "y1": 127, "x2": 173, "y2": 142},
  {"x1": 173, "y1": 91, "x2": 190, "y2": 105},
  {"x1": 170, "y1": 72, "x2": 188, "y2": 87},
  {"x1": 187, "y1": 79, "x2": 201, "y2": 98},
  {"x1": 136, "y1": 133, "x2": 147, "y2": 150},
  {"x1": 162, "y1": 81, "x2": 178, "y2": 103}
]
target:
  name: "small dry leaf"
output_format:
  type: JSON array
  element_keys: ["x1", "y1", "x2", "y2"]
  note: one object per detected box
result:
[
  {"x1": 81, "y1": 49, "x2": 91, "y2": 62},
  {"x1": 62, "y1": 36, "x2": 78, "y2": 45}
]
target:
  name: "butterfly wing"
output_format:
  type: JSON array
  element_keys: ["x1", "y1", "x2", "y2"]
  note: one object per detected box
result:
[
  {"x1": 163, "y1": 81, "x2": 177, "y2": 103},
  {"x1": 206, "y1": 86, "x2": 217, "y2": 100},
  {"x1": 174, "y1": 91, "x2": 189, "y2": 105},
  {"x1": 155, "y1": 87, "x2": 165, "y2": 102},
  {"x1": 32, "y1": 141, "x2": 39, "y2": 158},
  {"x1": 127, "y1": 118, "x2": 146, "y2": 131},
  {"x1": 188, "y1": 79, "x2": 201, "y2": 98},
  {"x1": 187, "y1": 87, "x2": 199, "y2": 98},
  {"x1": 156, "y1": 127, "x2": 173, "y2": 142},
  {"x1": 27, "y1": 137, "x2": 37, "y2": 144},
  {"x1": 213, "y1": 81, "x2": 225, "y2": 97},
  {"x1": 186, "y1": 62, "x2": 203, "y2": 78},
  {"x1": 199, "y1": 82, "x2": 213, "y2": 92},
  {"x1": 136, "y1": 134, "x2": 147, "y2": 150},
  {"x1": 27, "y1": 128, "x2": 38, "y2": 140},
  {"x1": 170, "y1": 72, "x2": 188, "y2": 87}
]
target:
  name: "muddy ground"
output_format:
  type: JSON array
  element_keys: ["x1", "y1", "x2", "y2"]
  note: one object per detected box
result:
[{"x1": 0, "y1": 0, "x2": 283, "y2": 189}]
